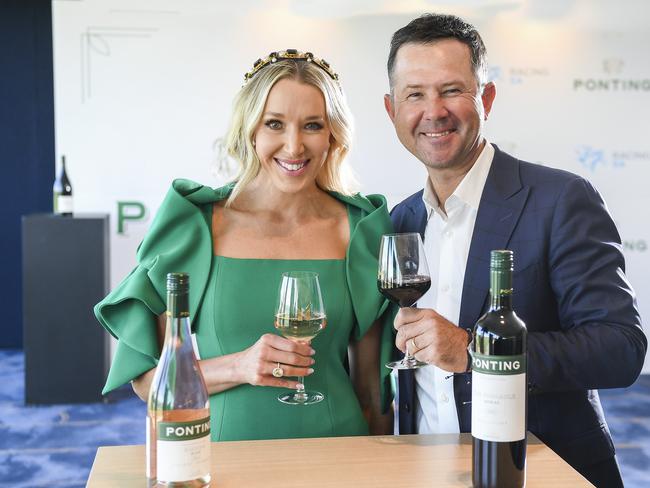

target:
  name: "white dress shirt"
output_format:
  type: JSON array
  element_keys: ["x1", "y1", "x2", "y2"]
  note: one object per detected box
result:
[{"x1": 414, "y1": 142, "x2": 494, "y2": 434}]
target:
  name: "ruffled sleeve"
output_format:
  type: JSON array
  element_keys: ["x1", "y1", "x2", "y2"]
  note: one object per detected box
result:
[
  {"x1": 340, "y1": 192, "x2": 397, "y2": 412},
  {"x1": 94, "y1": 179, "x2": 225, "y2": 394}
]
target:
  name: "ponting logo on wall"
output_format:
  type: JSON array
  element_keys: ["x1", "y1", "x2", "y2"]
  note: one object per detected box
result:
[{"x1": 573, "y1": 57, "x2": 650, "y2": 91}]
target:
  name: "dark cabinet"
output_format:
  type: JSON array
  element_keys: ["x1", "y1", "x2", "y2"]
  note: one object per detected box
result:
[{"x1": 22, "y1": 214, "x2": 110, "y2": 404}]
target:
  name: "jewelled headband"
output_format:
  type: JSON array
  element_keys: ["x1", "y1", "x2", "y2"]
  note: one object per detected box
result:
[{"x1": 243, "y1": 49, "x2": 339, "y2": 84}]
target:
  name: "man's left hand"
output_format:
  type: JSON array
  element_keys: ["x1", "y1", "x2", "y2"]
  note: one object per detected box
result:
[{"x1": 394, "y1": 307, "x2": 469, "y2": 373}]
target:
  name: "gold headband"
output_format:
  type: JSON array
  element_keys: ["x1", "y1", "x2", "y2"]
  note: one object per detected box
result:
[{"x1": 244, "y1": 49, "x2": 339, "y2": 84}]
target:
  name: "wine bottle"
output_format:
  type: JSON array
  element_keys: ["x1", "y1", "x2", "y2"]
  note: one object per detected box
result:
[
  {"x1": 53, "y1": 155, "x2": 73, "y2": 216},
  {"x1": 147, "y1": 273, "x2": 211, "y2": 488},
  {"x1": 471, "y1": 250, "x2": 527, "y2": 488}
]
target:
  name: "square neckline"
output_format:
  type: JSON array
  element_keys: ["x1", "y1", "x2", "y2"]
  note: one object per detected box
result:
[{"x1": 210, "y1": 199, "x2": 352, "y2": 262}]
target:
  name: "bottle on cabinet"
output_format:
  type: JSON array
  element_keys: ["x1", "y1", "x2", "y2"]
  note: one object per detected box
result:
[
  {"x1": 471, "y1": 250, "x2": 527, "y2": 488},
  {"x1": 147, "y1": 273, "x2": 211, "y2": 487},
  {"x1": 53, "y1": 155, "x2": 73, "y2": 216}
]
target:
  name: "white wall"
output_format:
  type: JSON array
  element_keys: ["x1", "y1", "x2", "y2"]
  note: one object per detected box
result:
[{"x1": 52, "y1": 0, "x2": 650, "y2": 372}]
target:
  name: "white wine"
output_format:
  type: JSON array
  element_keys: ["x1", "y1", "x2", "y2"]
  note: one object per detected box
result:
[
  {"x1": 275, "y1": 271, "x2": 327, "y2": 406},
  {"x1": 147, "y1": 273, "x2": 211, "y2": 487},
  {"x1": 53, "y1": 155, "x2": 73, "y2": 216},
  {"x1": 274, "y1": 313, "x2": 326, "y2": 342}
]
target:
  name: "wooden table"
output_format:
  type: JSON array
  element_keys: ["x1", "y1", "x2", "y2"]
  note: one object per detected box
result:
[{"x1": 87, "y1": 433, "x2": 593, "y2": 487}]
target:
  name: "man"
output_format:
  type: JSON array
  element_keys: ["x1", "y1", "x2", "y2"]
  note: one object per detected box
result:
[{"x1": 384, "y1": 13, "x2": 646, "y2": 488}]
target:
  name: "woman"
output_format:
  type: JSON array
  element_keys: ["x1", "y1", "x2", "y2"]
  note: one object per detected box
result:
[{"x1": 95, "y1": 49, "x2": 395, "y2": 440}]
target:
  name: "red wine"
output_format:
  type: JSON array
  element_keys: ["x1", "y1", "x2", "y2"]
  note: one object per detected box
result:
[
  {"x1": 377, "y1": 275, "x2": 431, "y2": 307},
  {"x1": 471, "y1": 250, "x2": 527, "y2": 488}
]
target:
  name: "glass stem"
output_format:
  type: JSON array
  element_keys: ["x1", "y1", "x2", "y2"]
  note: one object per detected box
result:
[
  {"x1": 405, "y1": 345, "x2": 412, "y2": 360},
  {"x1": 404, "y1": 346, "x2": 418, "y2": 365},
  {"x1": 404, "y1": 305, "x2": 418, "y2": 365},
  {"x1": 294, "y1": 376, "x2": 308, "y2": 401}
]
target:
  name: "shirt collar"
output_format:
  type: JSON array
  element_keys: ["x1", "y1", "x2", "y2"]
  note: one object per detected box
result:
[{"x1": 422, "y1": 141, "x2": 494, "y2": 218}]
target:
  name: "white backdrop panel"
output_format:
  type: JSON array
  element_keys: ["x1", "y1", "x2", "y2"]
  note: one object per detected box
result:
[{"x1": 52, "y1": 0, "x2": 650, "y2": 372}]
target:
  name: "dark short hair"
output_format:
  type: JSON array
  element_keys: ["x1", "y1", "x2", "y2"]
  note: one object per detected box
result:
[{"x1": 387, "y1": 13, "x2": 488, "y2": 88}]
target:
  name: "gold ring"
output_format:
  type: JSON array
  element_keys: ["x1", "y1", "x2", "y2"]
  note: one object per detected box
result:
[
  {"x1": 272, "y1": 363, "x2": 284, "y2": 378},
  {"x1": 410, "y1": 337, "x2": 418, "y2": 350}
]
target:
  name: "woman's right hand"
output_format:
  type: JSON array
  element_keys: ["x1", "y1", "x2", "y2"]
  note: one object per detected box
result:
[
  {"x1": 236, "y1": 333, "x2": 315, "y2": 389},
  {"x1": 133, "y1": 325, "x2": 317, "y2": 400}
]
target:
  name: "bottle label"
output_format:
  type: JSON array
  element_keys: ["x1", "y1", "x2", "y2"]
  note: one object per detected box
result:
[
  {"x1": 56, "y1": 195, "x2": 73, "y2": 213},
  {"x1": 471, "y1": 353, "x2": 526, "y2": 442},
  {"x1": 157, "y1": 416, "x2": 211, "y2": 482}
]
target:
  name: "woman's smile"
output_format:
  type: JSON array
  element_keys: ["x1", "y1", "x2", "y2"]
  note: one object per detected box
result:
[{"x1": 275, "y1": 157, "x2": 310, "y2": 175}]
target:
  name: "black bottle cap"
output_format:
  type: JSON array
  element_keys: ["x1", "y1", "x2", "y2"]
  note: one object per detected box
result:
[
  {"x1": 490, "y1": 250, "x2": 513, "y2": 270},
  {"x1": 166, "y1": 272, "x2": 189, "y2": 293}
]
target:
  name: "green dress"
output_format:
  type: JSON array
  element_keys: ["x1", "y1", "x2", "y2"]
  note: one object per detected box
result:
[{"x1": 94, "y1": 179, "x2": 395, "y2": 441}]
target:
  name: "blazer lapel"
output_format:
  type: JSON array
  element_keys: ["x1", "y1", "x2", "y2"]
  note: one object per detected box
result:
[
  {"x1": 404, "y1": 191, "x2": 428, "y2": 239},
  {"x1": 458, "y1": 148, "x2": 530, "y2": 329},
  {"x1": 414, "y1": 205, "x2": 428, "y2": 240}
]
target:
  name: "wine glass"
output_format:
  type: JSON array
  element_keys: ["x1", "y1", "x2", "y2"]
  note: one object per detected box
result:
[
  {"x1": 274, "y1": 271, "x2": 327, "y2": 405},
  {"x1": 377, "y1": 233, "x2": 432, "y2": 369}
]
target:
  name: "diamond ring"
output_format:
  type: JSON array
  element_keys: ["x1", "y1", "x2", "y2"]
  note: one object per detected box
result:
[{"x1": 272, "y1": 363, "x2": 284, "y2": 378}]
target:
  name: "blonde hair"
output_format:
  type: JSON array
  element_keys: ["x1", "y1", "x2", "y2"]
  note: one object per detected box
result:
[{"x1": 223, "y1": 58, "x2": 358, "y2": 206}]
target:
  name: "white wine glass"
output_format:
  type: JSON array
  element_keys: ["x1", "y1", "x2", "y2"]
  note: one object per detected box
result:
[
  {"x1": 274, "y1": 271, "x2": 327, "y2": 405},
  {"x1": 377, "y1": 233, "x2": 431, "y2": 369}
]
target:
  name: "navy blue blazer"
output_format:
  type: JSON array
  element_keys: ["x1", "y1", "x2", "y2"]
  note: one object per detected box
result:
[{"x1": 390, "y1": 146, "x2": 646, "y2": 486}]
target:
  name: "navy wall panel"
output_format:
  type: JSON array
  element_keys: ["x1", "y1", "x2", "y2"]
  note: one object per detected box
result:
[{"x1": 0, "y1": 0, "x2": 55, "y2": 348}]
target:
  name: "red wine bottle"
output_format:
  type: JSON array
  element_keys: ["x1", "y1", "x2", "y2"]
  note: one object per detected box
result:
[
  {"x1": 53, "y1": 155, "x2": 73, "y2": 216},
  {"x1": 471, "y1": 250, "x2": 527, "y2": 488}
]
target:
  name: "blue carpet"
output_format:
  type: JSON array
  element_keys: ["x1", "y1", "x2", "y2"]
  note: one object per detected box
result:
[
  {"x1": 599, "y1": 375, "x2": 650, "y2": 487},
  {"x1": 0, "y1": 350, "x2": 144, "y2": 487},
  {"x1": 0, "y1": 349, "x2": 648, "y2": 487}
]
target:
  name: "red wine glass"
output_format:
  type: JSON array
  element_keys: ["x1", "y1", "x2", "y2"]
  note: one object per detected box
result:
[{"x1": 378, "y1": 233, "x2": 431, "y2": 369}]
